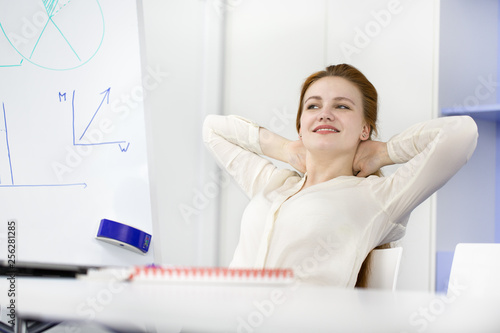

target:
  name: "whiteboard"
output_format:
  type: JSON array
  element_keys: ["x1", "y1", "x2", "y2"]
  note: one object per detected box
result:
[{"x1": 0, "y1": 0, "x2": 154, "y2": 266}]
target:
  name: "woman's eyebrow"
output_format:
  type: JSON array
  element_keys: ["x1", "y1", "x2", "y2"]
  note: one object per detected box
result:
[
  {"x1": 304, "y1": 95, "x2": 356, "y2": 106},
  {"x1": 304, "y1": 95, "x2": 322, "y2": 105},
  {"x1": 334, "y1": 96, "x2": 356, "y2": 105}
]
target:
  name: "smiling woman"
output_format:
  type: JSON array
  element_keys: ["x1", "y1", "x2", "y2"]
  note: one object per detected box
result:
[
  {"x1": 203, "y1": 64, "x2": 478, "y2": 288},
  {"x1": 294, "y1": 65, "x2": 386, "y2": 182},
  {"x1": 300, "y1": 77, "x2": 366, "y2": 154}
]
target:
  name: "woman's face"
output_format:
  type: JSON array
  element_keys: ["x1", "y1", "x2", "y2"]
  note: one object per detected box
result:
[{"x1": 299, "y1": 76, "x2": 369, "y2": 154}]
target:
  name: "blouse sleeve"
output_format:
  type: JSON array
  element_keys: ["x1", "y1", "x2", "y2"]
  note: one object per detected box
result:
[
  {"x1": 373, "y1": 115, "x2": 478, "y2": 229},
  {"x1": 203, "y1": 114, "x2": 291, "y2": 198}
]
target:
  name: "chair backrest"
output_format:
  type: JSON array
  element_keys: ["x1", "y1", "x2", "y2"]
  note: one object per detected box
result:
[
  {"x1": 448, "y1": 243, "x2": 500, "y2": 297},
  {"x1": 365, "y1": 247, "x2": 403, "y2": 291}
]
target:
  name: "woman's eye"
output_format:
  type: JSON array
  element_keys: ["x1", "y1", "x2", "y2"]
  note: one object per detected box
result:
[
  {"x1": 307, "y1": 104, "x2": 319, "y2": 110},
  {"x1": 336, "y1": 104, "x2": 350, "y2": 110}
]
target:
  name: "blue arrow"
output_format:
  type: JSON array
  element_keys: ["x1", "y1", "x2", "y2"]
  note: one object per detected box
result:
[{"x1": 79, "y1": 87, "x2": 111, "y2": 141}]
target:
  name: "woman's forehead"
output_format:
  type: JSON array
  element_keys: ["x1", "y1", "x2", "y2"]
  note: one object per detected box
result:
[{"x1": 305, "y1": 76, "x2": 362, "y2": 104}]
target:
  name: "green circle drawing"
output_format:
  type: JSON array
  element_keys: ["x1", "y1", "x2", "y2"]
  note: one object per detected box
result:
[{"x1": 0, "y1": 0, "x2": 105, "y2": 71}]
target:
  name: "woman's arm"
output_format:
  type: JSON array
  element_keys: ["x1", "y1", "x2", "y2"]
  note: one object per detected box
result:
[
  {"x1": 203, "y1": 115, "x2": 298, "y2": 198},
  {"x1": 374, "y1": 115, "x2": 478, "y2": 224},
  {"x1": 259, "y1": 128, "x2": 307, "y2": 173}
]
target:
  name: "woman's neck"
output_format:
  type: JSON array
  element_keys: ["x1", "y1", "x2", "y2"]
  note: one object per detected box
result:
[{"x1": 303, "y1": 151, "x2": 355, "y2": 189}]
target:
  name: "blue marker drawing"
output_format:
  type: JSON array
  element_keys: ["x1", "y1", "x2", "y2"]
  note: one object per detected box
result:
[
  {"x1": 0, "y1": 59, "x2": 23, "y2": 68},
  {"x1": 0, "y1": 102, "x2": 86, "y2": 189},
  {"x1": 69, "y1": 88, "x2": 130, "y2": 151},
  {"x1": 0, "y1": 0, "x2": 104, "y2": 71},
  {"x1": 119, "y1": 143, "x2": 130, "y2": 152},
  {"x1": 0, "y1": 183, "x2": 87, "y2": 188},
  {"x1": 78, "y1": 88, "x2": 110, "y2": 141},
  {"x1": 1, "y1": 103, "x2": 14, "y2": 185},
  {"x1": 30, "y1": 0, "x2": 81, "y2": 62}
]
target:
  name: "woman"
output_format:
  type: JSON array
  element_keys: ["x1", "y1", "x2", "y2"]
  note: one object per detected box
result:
[{"x1": 203, "y1": 64, "x2": 477, "y2": 288}]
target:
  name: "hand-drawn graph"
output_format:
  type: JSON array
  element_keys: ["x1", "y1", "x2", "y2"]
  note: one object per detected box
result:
[
  {"x1": 0, "y1": 87, "x2": 130, "y2": 188},
  {"x1": 0, "y1": 0, "x2": 152, "y2": 268},
  {"x1": 0, "y1": 102, "x2": 86, "y2": 188},
  {"x1": 0, "y1": 0, "x2": 104, "y2": 70},
  {"x1": 64, "y1": 88, "x2": 130, "y2": 151}
]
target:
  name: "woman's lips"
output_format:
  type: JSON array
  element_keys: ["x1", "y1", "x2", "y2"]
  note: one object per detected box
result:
[{"x1": 313, "y1": 125, "x2": 340, "y2": 133}]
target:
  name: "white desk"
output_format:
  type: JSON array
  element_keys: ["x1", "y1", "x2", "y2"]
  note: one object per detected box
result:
[{"x1": 1, "y1": 277, "x2": 499, "y2": 332}]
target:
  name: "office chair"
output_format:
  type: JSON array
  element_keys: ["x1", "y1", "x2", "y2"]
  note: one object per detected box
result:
[{"x1": 365, "y1": 247, "x2": 403, "y2": 291}]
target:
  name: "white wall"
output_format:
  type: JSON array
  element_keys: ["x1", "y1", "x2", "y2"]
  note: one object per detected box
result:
[
  {"x1": 141, "y1": 0, "x2": 223, "y2": 266},
  {"x1": 142, "y1": 0, "x2": 440, "y2": 291}
]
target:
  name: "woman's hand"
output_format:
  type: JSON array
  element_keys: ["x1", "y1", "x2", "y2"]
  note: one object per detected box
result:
[
  {"x1": 286, "y1": 140, "x2": 307, "y2": 173},
  {"x1": 353, "y1": 140, "x2": 393, "y2": 177}
]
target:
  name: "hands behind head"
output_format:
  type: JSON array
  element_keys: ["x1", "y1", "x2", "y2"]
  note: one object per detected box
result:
[
  {"x1": 284, "y1": 137, "x2": 392, "y2": 177},
  {"x1": 353, "y1": 140, "x2": 392, "y2": 177},
  {"x1": 286, "y1": 140, "x2": 307, "y2": 173}
]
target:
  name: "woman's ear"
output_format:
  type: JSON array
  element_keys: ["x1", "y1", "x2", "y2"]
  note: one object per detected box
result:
[{"x1": 360, "y1": 124, "x2": 370, "y2": 141}]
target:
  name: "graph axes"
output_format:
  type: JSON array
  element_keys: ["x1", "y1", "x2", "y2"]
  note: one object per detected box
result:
[
  {"x1": 69, "y1": 88, "x2": 129, "y2": 151},
  {"x1": 0, "y1": 102, "x2": 86, "y2": 189}
]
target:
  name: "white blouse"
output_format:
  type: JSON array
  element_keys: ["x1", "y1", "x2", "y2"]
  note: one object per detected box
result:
[{"x1": 203, "y1": 115, "x2": 478, "y2": 287}]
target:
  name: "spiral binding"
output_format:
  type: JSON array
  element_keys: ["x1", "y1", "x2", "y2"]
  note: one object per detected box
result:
[{"x1": 128, "y1": 266, "x2": 294, "y2": 284}]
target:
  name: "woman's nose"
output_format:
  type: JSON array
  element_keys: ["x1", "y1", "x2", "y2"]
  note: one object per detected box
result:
[{"x1": 318, "y1": 108, "x2": 334, "y2": 121}]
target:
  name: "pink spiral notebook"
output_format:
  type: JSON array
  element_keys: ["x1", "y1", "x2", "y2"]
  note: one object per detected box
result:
[{"x1": 127, "y1": 266, "x2": 295, "y2": 284}]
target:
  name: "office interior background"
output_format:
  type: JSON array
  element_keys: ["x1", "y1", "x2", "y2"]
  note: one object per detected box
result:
[{"x1": 142, "y1": 0, "x2": 499, "y2": 292}]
